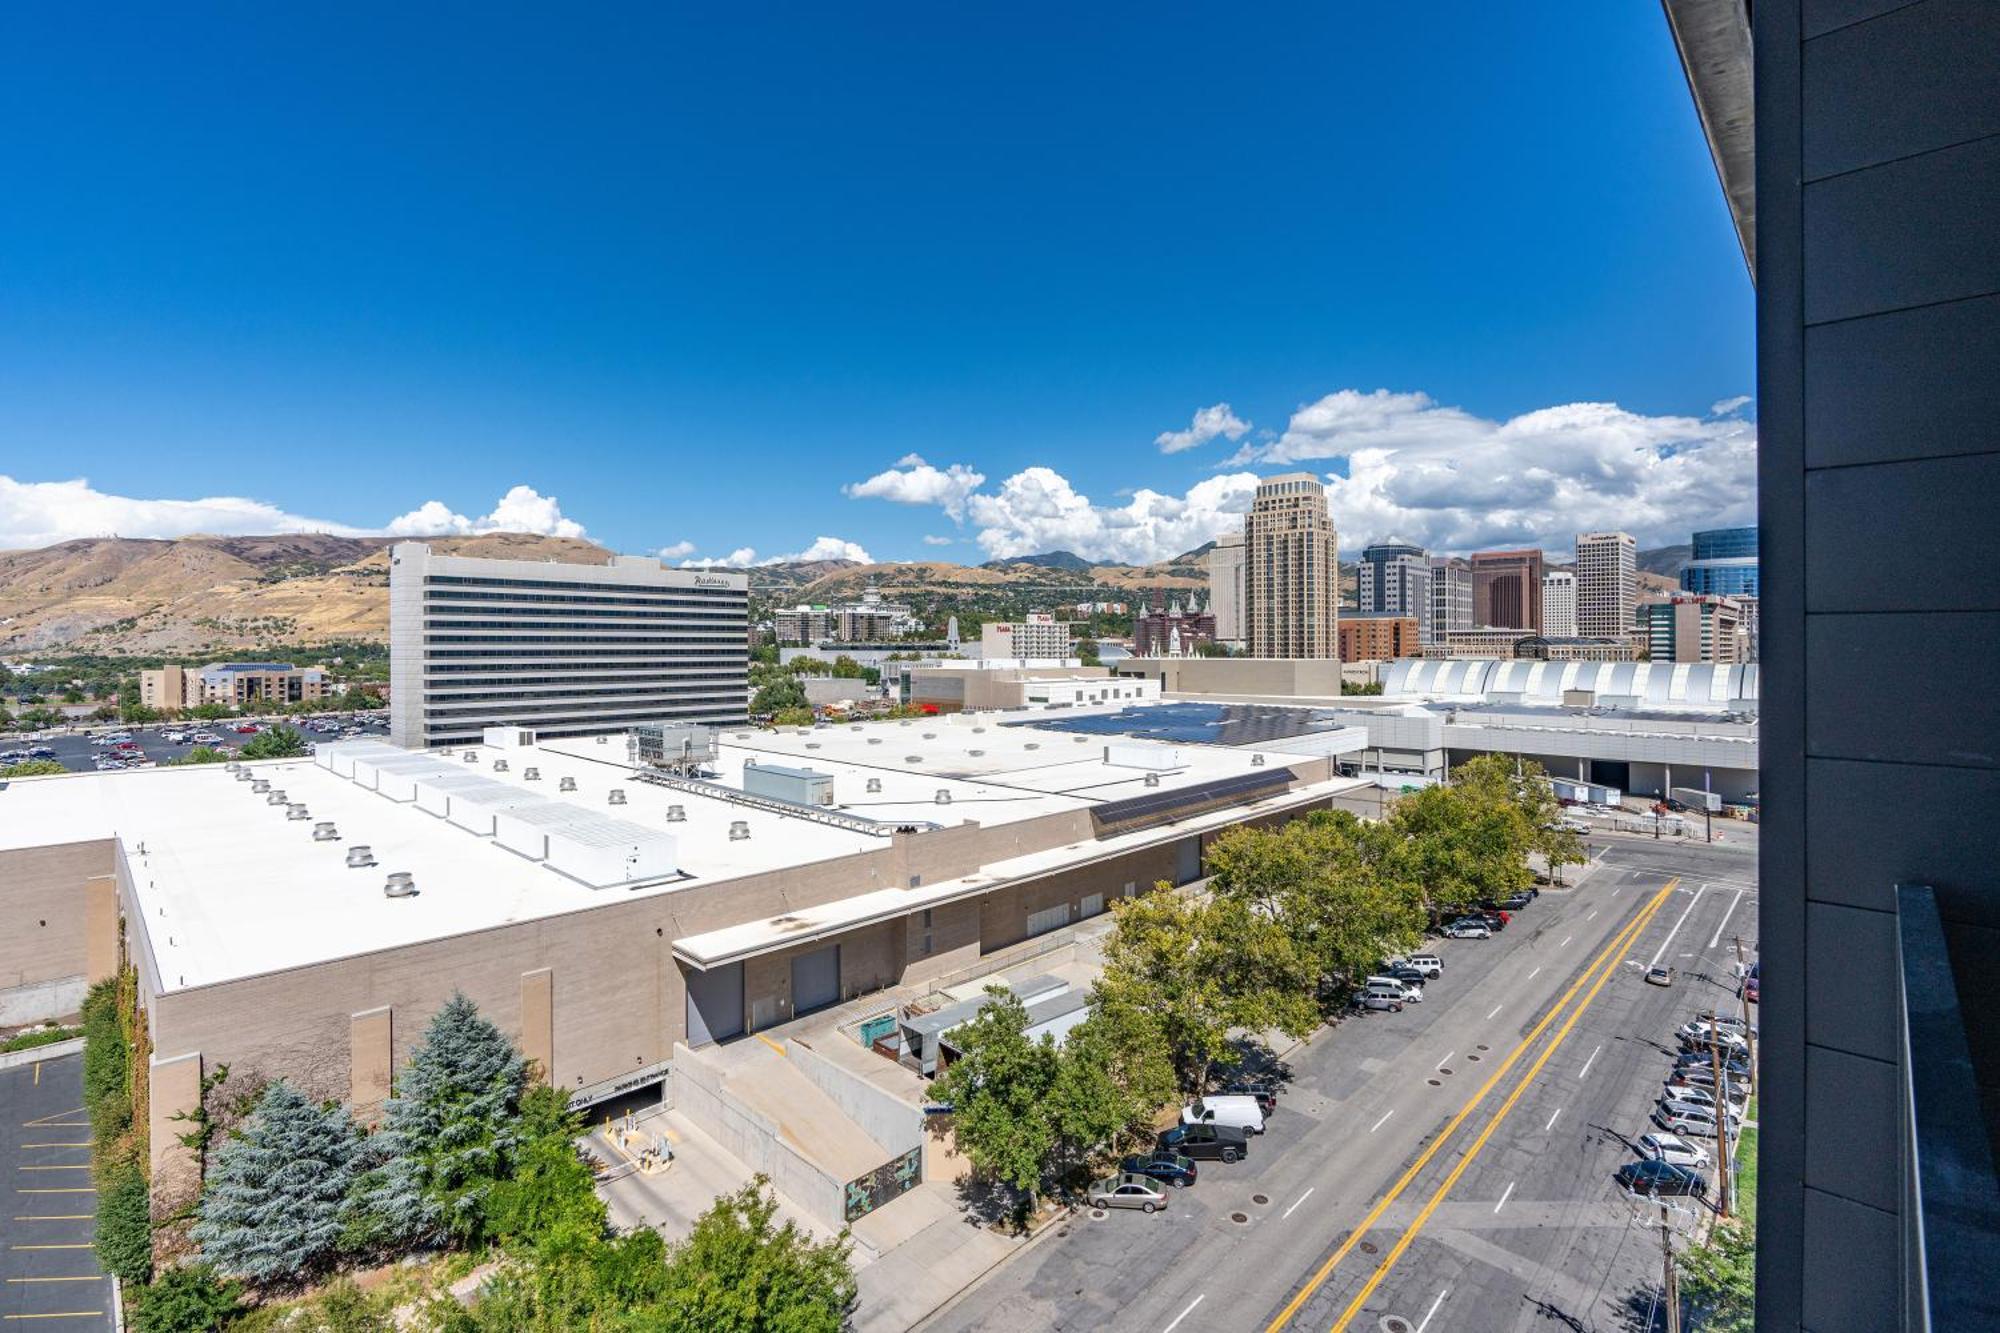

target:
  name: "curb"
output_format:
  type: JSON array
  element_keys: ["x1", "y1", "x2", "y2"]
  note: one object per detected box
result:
[
  {"x1": 899, "y1": 1201, "x2": 1075, "y2": 1332},
  {"x1": 0, "y1": 1036, "x2": 85, "y2": 1070}
]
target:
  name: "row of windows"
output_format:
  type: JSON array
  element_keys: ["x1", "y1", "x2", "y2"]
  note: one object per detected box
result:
[
  {"x1": 424, "y1": 608, "x2": 744, "y2": 626},
  {"x1": 423, "y1": 696, "x2": 742, "y2": 722},
  {"x1": 425, "y1": 669, "x2": 744, "y2": 683},
  {"x1": 424, "y1": 574, "x2": 744, "y2": 599},
  {"x1": 423, "y1": 651, "x2": 745, "y2": 665},
  {"x1": 425, "y1": 587, "x2": 745, "y2": 611},
  {"x1": 423, "y1": 634, "x2": 747, "y2": 647},
  {"x1": 426, "y1": 680, "x2": 744, "y2": 701},
  {"x1": 423, "y1": 620, "x2": 744, "y2": 634}
]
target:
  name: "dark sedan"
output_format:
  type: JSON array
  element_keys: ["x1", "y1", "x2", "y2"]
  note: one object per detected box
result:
[
  {"x1": 1120, "y1": 1151, "x2": 1198, "y2": 1188},
  {"x1": 1157, "y1": 1122, "x2": 1251, "y2": 1164},
  {"x1": 1616, "y1": 1158, "x2": 1709, "y2": 1197}
]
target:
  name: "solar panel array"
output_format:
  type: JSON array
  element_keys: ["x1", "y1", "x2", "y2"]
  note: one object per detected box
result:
[{"x1": 1088, "y1": 766, "x2": 1295, "y2": 837}]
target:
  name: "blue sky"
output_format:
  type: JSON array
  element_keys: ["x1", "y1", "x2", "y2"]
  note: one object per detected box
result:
[{"x1": 0, "y1": 3, "x2": 1753, "y2": 565}]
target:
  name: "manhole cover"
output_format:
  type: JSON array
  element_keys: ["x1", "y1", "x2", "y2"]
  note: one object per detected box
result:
[
  {"x1": 1230, "y1": 1211, "x2": 1250, "y2": 1224},
  {"x1": 1468, "y1": 1053, "x2": 1481, "y2": 1061},
  {"x1": 1477, "y1": 1043, "x2": 1490, "y2": 1051},
  {"x1": 1252, "y1": 1193, "x2": 1270, "y2": 1205},
  {"x1": 1427, "y1": 1078, "x2": 1442, "y2": 1086},
  {"x1": 1380, "y1": 1318, "x2": 1415, "y2": 1333},
  {"x1": 1360, "y1": 1240, "x2": 1380, "y2": 1255},
  {"x1": 1089, "y1": 1209, "x2": 1107, "y2": 1220},
  {"x1": 1440, "y1": 1067, "x2": 1454, "y2": 1076}
]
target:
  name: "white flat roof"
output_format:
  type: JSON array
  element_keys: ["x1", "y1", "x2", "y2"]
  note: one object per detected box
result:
[{"x1": 0, "y1": 713, "x2": 1340, "y2": 993}]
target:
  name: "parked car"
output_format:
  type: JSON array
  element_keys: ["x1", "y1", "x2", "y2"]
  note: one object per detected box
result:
[
  {"x1": 1383, "y1": 965, "x2": 1430, "y2": 989},
  {"x1": 234, "y1": 723, "x2": 259, "y2": 734},
  {"x1": 1670, "y1": 1063, "x2": 1752, "y2": 1094},
  {"x1": 1742, "y1": 961, "x2": 1760, "y2": 1004},
  {"x1": 1638, "y1": 1132, "x2": 1713, "y2": 1170},
  {"x1": 1120, "y1": 1152, "x2": 1197, "y2": 1189},
  {"x1": 1157, "y1": 1123, "x2": 1250, "y2": 1163},
  {"x1": 1674, "y1": 1049, "x2": 1752, "y2": 1081},
  {"x1": 1655, "y1": 1106, "x2": 1736, "y2": 1140},
  {"x1": 1681, "y1": 1015, "x2": 1756, "y2": 1040},
  {"x1": 1679, "y1": 1029, "x2": 1750, "y2": 1060},
  {"x1": 1443, "y1": 920, "x2": 1491, "y2": 939},
  {"x1": 1217, "y1": 1080, "x2": 1280, "y2": 1115},
  {"x1": 1616, "y1": 1158, "x2": 1708, "y2": 1197},
  {"x1": 1476, "y1": 910, "x2": 1510, "y2": 931},
  {"x1": 1356, "y1": 990, "x2": 1405, "y2": 1013},
  {"x1": 1404, "y1": 953, "x2": 1444, "y2": 978},
  {"x1": 27, "y1": 745, "x2": 55, "y2": 759},
  {"x1": 1181, "y1": 1095, "x2": 1265, "y2": 1135},
  {"x1": 1088, "y1": 1172, "x2": 1170, "y2": 1213},
  {"x1": 1363, "y1": 976, "x2": 1422, "y2": 1007},
  {"x1": 1662, "y1": 1080, "x2": 1748, "y2": 1113},
  {"x1": 1659, "y1": 1094, "x2": 1744, "y2": 1132},
  {"x1": 1498, "y1": 893, "x2": 1535, "y2": 911}
]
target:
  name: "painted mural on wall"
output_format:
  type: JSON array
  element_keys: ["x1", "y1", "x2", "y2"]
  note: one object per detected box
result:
[{"x1": 845, "y1": 1146, "x2": 922, "y2": 1222}]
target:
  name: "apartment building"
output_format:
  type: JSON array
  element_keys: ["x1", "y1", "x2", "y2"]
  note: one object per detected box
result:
[
  {"x1": 1469, "y1": 549, "x2": 1544, "y2": 631},
  {"x1": 1574, "y1": 531, "x2": 1636, "y2": 639},
  {"x1": 1637, "y1": 593, "x2": 1748, "y2": 664},
  {"x1": 388, "y1": 542, "x2": 749, "y2": 748},
  {"x1": 773, "y1": 606, "x2": 838, "y2": 645},
  {"x1": 1357, "y1": 538, "x2": 1431, "y2": 643},
  {"x1": 1243, "y1": 473, "x2": 1339, "y2": 658},
  {"x1": 1338, "y1": 614, "x2": 1420, "y2": 663},
  {"x1": 1541, "y1": 569, "x2": 1578, "y2": 637},
  {"x1": 1426, "y1": 556, "x2": 1473, "y2": 647},
  {"x1": 140, "y1": 662, "x2": 329, "y2": 711},
  {"x1": 978, "y1": 614, "x2": 1073, "y2": 662}
]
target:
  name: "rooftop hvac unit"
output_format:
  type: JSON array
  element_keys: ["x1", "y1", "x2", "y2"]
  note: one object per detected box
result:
[
  {"x1": 482, "y1": 725, "x2": 537, "y2": 749},
  {"x1": 251, "y1": 779, "x2": 271, "y2": 793},
  {"x1": 286, "y1": 804, "x2": 311, "y2": 820},
  {"x1": 312, "y1": 822, "x2": 340, "y2": 842},
  {"x1": 729, "y1": 820, "x2": 750, "y2": 841},
  {"x1": 935, "y1": 789, "x2": 952, "y2": 804},
  {"x1": 608, "y1": 789, "x2": 626, "y2": 805},
  {"x1": 346, "y1": 845, "x2": 377, "y2": 868},
  {"x1": 666, "y1": 804, "x2": 685, "y2": 822},
  {"x1": 742, "y1": 763, "x2": 835, "y2": 807},
  {"x1": 524, "y1": 767, "x2": 540, "y2": 781},
  {"x1": 559, "y1": 776, "x2": 577, "y2": 792},
  {"x1": 383, "y1": 872, "x2": 418, "y2": 898},
  {"x1": 866, "y1": 777, "x2": 881, "y2": 793},
  {"x1": 597, "y1": 735, "x2": 608, "y2": 744},
  {"x1": 542, "y1": 817, "x2": 676, "y2": 887},
  {"x1": 439, "y1": 778, "x2": 542, "y2": 835}
]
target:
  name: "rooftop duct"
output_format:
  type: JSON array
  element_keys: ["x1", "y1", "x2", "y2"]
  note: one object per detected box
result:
[
  {"x1": 608, "y1": 789, "x2": 626, "y2": 805},
  {"x1": 383, "y1": 872, "x2": 417, "y2": 898},
  {"x1": 346, "y1": 845, "x2": 377, "y2": 868},
  {"x1": 729, "y1": 820, "x2": 750, "y2": 841},
  {"x1": 666, "y1": 804, "x2": 685, "y2": 822},
  {"x1": 312, "y1": 822, "x2": 340, "y2": 841}
]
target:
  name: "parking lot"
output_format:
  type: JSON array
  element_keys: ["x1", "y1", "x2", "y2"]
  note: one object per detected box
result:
[
  {"x1": 4, "y1": 715, "x2": 390, "y2": 773},
  {"x1": 922, "y1": 831, "x2": 1759, "y2": 1333},
  {"x1": 0, "y1": 1052, "x2": 113, "y2": 1329}
]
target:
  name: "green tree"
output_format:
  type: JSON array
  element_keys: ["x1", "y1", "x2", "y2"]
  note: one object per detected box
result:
[
  {"x1": 770, "y1": 706, "x2": 815, "y2": 728},
  {"x1": 1074, "y1": 637, "x2": 1101, "y2": 667},
  {"x1": 0, "y1": 759, "x2": 68, "y2": 777},
  {"x1": 636, "y1": 1179, "x2": 855, "y2": 1333},
  {"x1": 120, "y1": 702, "x2": 163, "y2": 724},
  {"x1": 171, "y1": 745, "x2": 231, "y2": 766},
  {"x1": 190, "y1": 701, "x2": 233, "y2": 720},
  {"x1": 240, "y1": 724, "x2": 308, "y2": 759},
  {"x1": 829, "y1": 655, "x2": 866, "y2": 679},
  {"x1": 1044, "y1": 1011, "x2": 1173, "y2": 1184},
  {"x1": 96, "y1": 1162, "x2": 154, "y2": 1282},
  {"x1": 1387, "y1": 757, "x2": 1538, "y2": 915},
  {"x1": 752, "y1": 677, "x2": 808, "y2": 715},
  {"x1": 190, "y1": 1079, "x2": 365, "y2": 1285},
  {"x1": 483, "y1": 1085, "x2": 606, "y2": 1245},
  {"x1": 1339, "y1": 679, "x2": 1384, "y2": 695},
  {"x1": 130, "y1": 1264, "x2": 244, "y2": 1333},
  {"x1": 930, "y1": 988, "x2": 1058, "y2": 1197},
  {"x1": 1678, "y1": 1218, "x2": 1755, "y2": 1331}
]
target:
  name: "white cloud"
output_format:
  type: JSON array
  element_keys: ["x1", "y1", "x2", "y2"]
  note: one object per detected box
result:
[
  {"x1": 1155, "y1": 402, "x2": 1251, "y2": 454},
  {"x1": 1710, "y1": 395, "x2": 1752, "y2": 417},
  {"x1": 0, "y1": 474, "x2": 372, "y2": 549},
  {"x1": 965, "y1": 468, "x2": 1260, "y2": 564},
  {"x1": 842, "y1": 456, "x2": 987, "y2": 520},
  {"x1": 387, "y1": 484, "x2": 586, "y2": 540},
  {"x1": 1224, "y1": 387, "x2": 1755, "y2": 552},
  {"x1": 656, "y1": 539, "x2": 696, "y2": 559},
  {"x1": 921, "y1": 534, "x2": 955, "y2": 546},
  {"x1": 680, "y1": 546, "x2": 759, "y2": 569},
  {"x1": 766, "y1": 536, "x2": 874, "y2": 565}
]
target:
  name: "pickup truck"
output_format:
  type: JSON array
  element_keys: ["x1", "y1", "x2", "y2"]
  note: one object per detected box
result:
[{"x1": 1156, "y1": 1122, "x2": 1251, "y2": 1164}]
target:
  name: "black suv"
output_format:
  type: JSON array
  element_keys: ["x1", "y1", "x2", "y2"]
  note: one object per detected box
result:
[{"x1": 1157, "y1": 1123, "x2": 1251, "y2": 1164}]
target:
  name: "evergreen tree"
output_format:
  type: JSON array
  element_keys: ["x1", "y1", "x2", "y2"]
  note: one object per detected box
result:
[
  {"x1": 350, "y1": 993, "x2": 527, "y2": 1248},
  {"x1": 190, "y1": 1079, "x2": 363, "y2": 1285}
]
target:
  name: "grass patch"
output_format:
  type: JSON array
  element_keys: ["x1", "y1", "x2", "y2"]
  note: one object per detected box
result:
[
  {"x1": 1, "y1": 1025, "x2": 81, "y2": 1053},
  {"x1": 1733, "y1": 1095, "x2": 1758, "y2": 1226}
]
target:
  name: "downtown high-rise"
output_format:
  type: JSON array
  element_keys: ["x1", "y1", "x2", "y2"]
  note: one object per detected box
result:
[
  {"x1": 1574, "y1": 531, "x2": 1636, "y2": 639},
  {"x1": 1243, "y1": 473, "x2": 1339, "y2": 658}
]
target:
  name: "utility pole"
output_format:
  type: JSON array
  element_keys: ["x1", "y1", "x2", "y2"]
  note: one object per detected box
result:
[
  {"x1": 1660, "y1": 1198, "x2": 1683, "y2": 1333},
  {"x1": 1733, "y1": 935, "x2": 1757, "y2": 1073},
  {"x1": 1710, "y1": 1008, "x2": 1733, "y2": 1219}
]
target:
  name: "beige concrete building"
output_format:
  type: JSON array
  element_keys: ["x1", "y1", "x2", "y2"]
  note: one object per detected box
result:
[
  {"x1": 977, "y1": 614, "x2": 1072, "y2": 662},
  {"x1": 1207, "y1": 531, "x2": 1246, "y2": 646},
  {"x1": 904, "y1": 663, "x2": 1155, "y2": 713},
  {"x1": 1638, "y1": 593, "x2": 1749, "y2": 663},
  {"x1": 1243, "y1": 473, "x2": 1339, "y2": 658},
  {"x1": 140, "y1": 662, "x2": 329, "y2": 711},
  {"x1": 1574, "y1": 531, "x2": 1637, "y2": 639}
]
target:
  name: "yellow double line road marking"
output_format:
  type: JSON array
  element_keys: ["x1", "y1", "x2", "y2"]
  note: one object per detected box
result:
[{"x1": 1265, "y1": 880, "x2": 1676, "y2": 1332}]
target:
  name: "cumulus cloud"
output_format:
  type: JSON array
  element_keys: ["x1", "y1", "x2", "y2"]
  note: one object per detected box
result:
[
  {"x1": 1222, "y1": 387, "x2": 1755, "y2": 552},
  {"x1": 1710, "y1": 395, "x2": 1752, "y2": 417},
  {"x1": 0, "y1": 474, "x2": 373, "y2": 549},
  {"x1": 921, "y1": 534, "x2": 955, "y2": 546},
  {"x1": 387, "y1": 484, "x2": 587, "y2": 540},
  {"x1": 768, "y1": 536, "x2": 874, "y2": 564},
  {"x1": 680, "y1": 546, "x2": 759, "y2": 569},
  {"x1": 842, "y1": 455, "x2": 986, "y2": 520},
  {"x1": 1155, "y1": 402, "x2": 1251, "y2": 454},
  {"x1": 656, "y1": 539, "x2": 696, "y2": 559},
  {"x1": 965, "y1": 468, "x2": 1261, "y2": 564}
]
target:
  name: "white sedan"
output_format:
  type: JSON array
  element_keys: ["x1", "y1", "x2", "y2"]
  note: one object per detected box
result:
[
  {"x1": 1638, "y1": 1132, "x2": 1712, "y2": 1170},
  {"x1": 1443, "y1": 920, "x2": 1491, "y2": 939}
]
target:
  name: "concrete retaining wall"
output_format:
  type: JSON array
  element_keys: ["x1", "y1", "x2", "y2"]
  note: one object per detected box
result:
[
  {"x1": 0, "y1": 1036, "x2": 85, "y2": 1071},
  {"x1": 786, "y1": 1038, "x2": 922, "y2": 1158},
  {"x1": 668, "y1": 1043, "x2": 846, "y2": 1229},
  {"x1": 0, "y1": 975, "x2": 85, "y2": 1028}
]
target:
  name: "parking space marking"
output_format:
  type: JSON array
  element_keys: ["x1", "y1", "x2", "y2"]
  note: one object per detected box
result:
[
  {"x1": 1560, "y1": 935, "x2": 1572, "y2": 948},
  {"x1": 1544, "y1": 1107, "x2": 1562, "y2": 1132},
  {"x1": 1708, "y1": 889, "x2": 1745, "y2": 948},
  {"x1": 1162, "y1": 1293, "x2": 1205, "y2": 1332},
  {"x1": 7, "y1": 1277, "x2": 104, "y2": 1284},
  {"x1": 1282, "y1": 1187, "x2": 1316, "y2": 1219},
  {"x1": 1493, "y1": 1181, "x2": 1515, "y2": 1213},
  {"x1": 18, "y1": 1165, "x2": 92, "y2": 1172},
  {"x1": 1528, "y1": 966, "x2": 1542, "y2": 980},
  {"x1": 10, "y1": 1245, "x2": 93, "y2": 1251},
  {"x1": 1435, "y1": 1052, "x2": 1453, "y2": 1070},
  {"x1": 1485, "y1": 1004, "x2": 1502, "y2": 1021},
  {"x1": 14, "y1": 1189, "x2": 95, "y2": 1195},
  {"x1": 1586, "y1": 910, "x2": 1598, "y2": 920},
  {"x1": 20, "y1": 1110, "x2": 85, "y2": 1128},
  {"x1": 13, "y1": 1217, "x2": 92, "y2": 1222},
  {"x1": 19, "y1": 1144, "x2": 92, "y2": 1150},
  {"x1": 1370, "y1": 1110, "x2": 1394, "y2": 1134},
  {"x1": 1415, "y1": 1288, "x2": 1449, "y2": 1333},
  {"x1": 1578, "y1": 1044, "x2": 1602, "y2": 1081},
  {"x1": 3, "y1": 1312, "x2": 107, "y2": 1321}
]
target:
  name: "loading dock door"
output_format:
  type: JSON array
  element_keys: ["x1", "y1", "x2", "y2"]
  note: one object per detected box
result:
[
  {"x1": 792, "y1": 945, "x2": 840, "y2": 1015},
  {"x1": 1176, "y1": 836, "x2": 1202, "y2": 884},
  {"x1": 686, "y1": 961, "x2": 744, "y2": 1046}
]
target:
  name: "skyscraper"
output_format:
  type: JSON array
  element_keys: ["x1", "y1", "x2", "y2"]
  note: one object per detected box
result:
[
  {"x1": 1207, "y1": 531, "x2": 1246, "y2": 645},
  {"x1": 1357, "y1": 538, "x2": 1431, "y2": 644},
  {"x1": 1242, "y1": 473, "x2": 1339, "y2": 658},
  {"x1": 1679, "y1": 525, "x2": 1759, "y2": 597},
  {"x1": 1540, "y1": 568, "x2": 1578, "y2": 637},
  {"x1": 1575, "y1": 531, "x2": 1637, "y2": 639},
  {"x1": 1470, "y1": 548, "x2": 1544, "y2": 630},
  {"x1": 1426, "y1": 555, "x2": 1473, "y2": 647}
]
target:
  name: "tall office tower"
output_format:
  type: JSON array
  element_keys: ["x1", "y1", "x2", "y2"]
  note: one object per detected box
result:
[
  {"x1": 1574, "y1": 531, "x2": 1637, "y2": 638},
  {"x1": 389, "y1": 542, "x2": 749, "y2": 749},
  {"x1": 1426, "y1": 556, "x2": 1473, "y2": 646},
  {"x1": 1540, "y1": 569, "x2": 1578, "y2": 636},
  {"x1": 1470, "y1": 548, "x2": 1545, "y2": 630},
  {"x1": 1679, "y1": 525, "x2": 1759, "y2": 597},
  {"x1": 1243, "y1": 472, "x2": 1339, "y2": 658},
  {"x1": 1207, "y1": 531, "x2": 1246, "y2": 644},
  {"x1": 1357, "y1": 538, "x2": 1432, "y2": 643}
]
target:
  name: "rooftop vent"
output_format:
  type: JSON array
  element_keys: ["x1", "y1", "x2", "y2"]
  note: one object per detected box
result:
[
  {"x1": 225, "y1": 761, "x2": 242, "y2": 773},
  {"x1": 805, "y1": 742, "x2": 821, "y2": 750},
  {"x1": 345, "y1": 845, "x2": 377, "y2": 869},
  {"x1": 607, "y1": 789, "x2": 626, "y2": 805},
  {"x1": 728, "y1": 820, "x2": 750, "y2": 841},
  {"x1": 234, "y1": 768, "x2": 253, "y2": 780},
  {"x1": 922, "y1": 732, "x2": 937, "y2": 739},
  {"x1": 251, "y1": 779, "x2": 271, "y2": 794},
  {"x1": 1144, "y1": 772, "x2": 1161, "y2": 788},
  {"x1": 867, "y1": 737, "x2": 882, "y2": 745},
  {"x1": 1024, "y1": 742, "x2": 1040, "y2": 751},
  {"x1": 596, "y1": 735, "x2": 608, "y2": 744},
  {"x1": 266, "y1": 790, "x2": 289, "y2": 806},
  {"x1": 905, "y1": 755, "x2": 923, "y2": 764},
  {"x1": 1251, "y1": 753, "x2": 1266, "y2": 767},
  {"x1": 559, "y1": 775, "x2": 577, "y2": 792},
  {"x1": 666, "y1": 804, "x2": 685, "y2": 822},
  {"x1": 972, "y1": 727, "x2": 986, "y2": 734},
  {"x1": 900, "y1": 720, "x2": 912, "y2": 727},
  {"x1": 935, "y1": 790, "x2": 952, "y2": 804},
  {"x1": 312, "y1": 822, "x2": 340, "y2": 842},
  {"x1": 866, "y1": 777, "x2": 882, "y2": 793},
  {"x1": 492, "y1": 759, "x2": 509, "y2": 773},
  {"x1": 523, "y1": 767, "x2": 540, "y2": 781},
  {"x1": 286, "y1": 803, "x2": 311, "y2": 820},
  {"x1": 850, "y1": 725, "x2": 863, "y2": 732},
  {"x1": 464, "y1": 751, "x2": 478, "y2": 764},
  {"x1": 1074, "y1": 735, "x2": 1089, "y2": 743},
  {"x1": 968, "y1": 749, "x2": 985, "y2": 757},
  {"x1": 383, "y1": 872, "x2": 417, "y2": 899}
]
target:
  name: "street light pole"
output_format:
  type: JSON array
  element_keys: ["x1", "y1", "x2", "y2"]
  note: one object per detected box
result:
[{"x1": 1710, "y1": 1009, "x2": 1733, "y2": 1220}]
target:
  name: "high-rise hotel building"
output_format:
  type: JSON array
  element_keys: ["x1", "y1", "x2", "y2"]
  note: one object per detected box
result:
[
  {"x1": 389, "y1": 542, "x2": 749, "y2": 748},
  {"x1": 1574, "y1": 530, "x2": 1637, "y2": 639},
  {"x1": 1243, "y1": 473, "x2": 1339, "y2": 658}
]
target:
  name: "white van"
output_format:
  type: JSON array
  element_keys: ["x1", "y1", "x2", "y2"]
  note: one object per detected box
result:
[
  {"x1": 1180, "y1": 1095, "x2": 1266, "y2": 1135},
  {"x1": 1405, "y1": 954, "x2": 1444, "y2": 978},
  {"x1": 1365, "y1": 976, "x2": 1423, "y2": 1004}
]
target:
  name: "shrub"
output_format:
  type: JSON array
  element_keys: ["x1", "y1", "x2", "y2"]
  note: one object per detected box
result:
[
  {"x1": 0, "y1": 1025, "x2": 81, "y2": 1053},
  {"x1": 96, "y1": 1161, "x2": 154, "y2": 1282},
  {"x1": 131, "y1": 1264, "x2": 244, "y2": 1333}
]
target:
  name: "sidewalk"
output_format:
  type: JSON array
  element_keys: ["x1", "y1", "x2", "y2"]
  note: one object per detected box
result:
[{"x1": 851, "y1": 1181, "x2": 1024, "y2": 1333}]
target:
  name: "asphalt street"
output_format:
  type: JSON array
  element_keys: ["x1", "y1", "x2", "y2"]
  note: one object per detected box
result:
[
  {"x1": 919, "y1": 830, "x2": 1759, "y2": 1333},
  {"x1": 0, "y1": 1053, "x2": 114, "y2": 1330}
]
